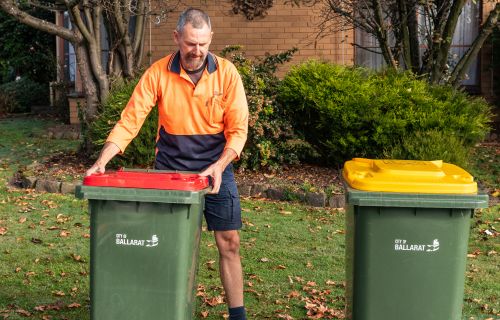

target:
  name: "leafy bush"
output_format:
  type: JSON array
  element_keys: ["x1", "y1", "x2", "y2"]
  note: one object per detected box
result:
[
  {"x1": 0, "y1": 78, "x2": 49, "y2": 113},
  {"x1": 221, "y1": 46, "x2": 315, "y2": 170},
  {"x1": 87, "y1": 78, "x2": 158, "y2": 167},
  {"x1": 278, "y1": 61, "x2": 492, "y2": 166},
  {"x1": 0, "y1": 90, "x2": 17, "y2": 115}
]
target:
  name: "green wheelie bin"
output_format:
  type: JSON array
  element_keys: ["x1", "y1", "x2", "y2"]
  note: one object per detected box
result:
[
  {"x1": 76, "y1": 169, "x2": 209, "y2": 320},
  {"x1": 342, "y1": 158, "x2": 489, "y2": 320}
]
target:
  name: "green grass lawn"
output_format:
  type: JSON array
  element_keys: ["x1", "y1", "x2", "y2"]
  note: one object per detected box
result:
[{"x1": 0, "y1": 116, "x2": 498, "y2": 319}]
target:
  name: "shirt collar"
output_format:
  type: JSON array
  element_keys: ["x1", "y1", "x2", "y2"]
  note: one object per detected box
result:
[{"x1": 168, "y1": 51, "x2": 218, "y2": 75}]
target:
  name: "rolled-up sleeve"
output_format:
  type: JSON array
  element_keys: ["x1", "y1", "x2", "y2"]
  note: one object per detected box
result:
[
  {"x1": 223, "y1": 66, "x2": 249, "y2": 158},
  {"x1": 106, "y1": 67, "x2": 159, "y2": 153}
]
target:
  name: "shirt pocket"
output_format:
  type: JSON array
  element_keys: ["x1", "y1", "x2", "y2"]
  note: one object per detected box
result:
[{"x1": 208, "y1": 94, "x2": 225, "y2": 125}]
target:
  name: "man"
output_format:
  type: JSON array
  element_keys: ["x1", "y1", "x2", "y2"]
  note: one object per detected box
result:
[{"x1": 85, "y1": 8, "x2": 249, "y2": 320}]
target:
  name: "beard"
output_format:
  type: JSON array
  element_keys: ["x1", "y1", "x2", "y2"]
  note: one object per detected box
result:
[{"x1": 182, "y1": 52, "x2": 207, "y2": 71}]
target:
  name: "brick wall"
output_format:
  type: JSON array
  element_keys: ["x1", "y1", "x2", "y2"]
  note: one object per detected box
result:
[{"x1": 142, "y1": 0, "x2": 354, "y2": 75}]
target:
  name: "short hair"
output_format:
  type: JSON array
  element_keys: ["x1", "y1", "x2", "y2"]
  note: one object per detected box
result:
[{"x1": 176, "y1": 8, "x2": 211, "y2": 33}]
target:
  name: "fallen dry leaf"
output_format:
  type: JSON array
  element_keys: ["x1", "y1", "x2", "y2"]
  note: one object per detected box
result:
[
  {"x1": 260, "y1": 257, "x2": 270, "y2": 262},
  {"x1": 59, "y1": 230, "x2": 70, "y2": 237},
  {"x1": 0, "y1": 227, "x2": 7, "y2": 235},
  {"x1": 15, "y1": 309, "x2": 31, "y2": 317},
  {"x1": 200, "y1": 311, "x2": 209, "y2": 318},
  {"x1": 53, "y1": 290, "x2": 65, "y2": 296},
  {"x1": 205, "y1": 260, "x2": 216, "y2": 271},
  {"x1": 204, "y1": 295, "x2": 224, "y2": 307},
  {"x1": 71, "y1": 254, "x2": 82, "y2": 262},
  {"x1": 67, "y1": 303, "x2": 81, "y2": 308},
  {"x1": 18, "y1": 217, "x2": 27, "y2": 224}
]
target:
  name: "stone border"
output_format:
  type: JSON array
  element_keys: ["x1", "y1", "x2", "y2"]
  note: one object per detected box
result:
[
  {"x1": 10, "y1": 175, "x2": 81, "y2": 196},
  {"x1": 10, "y1": 174, "x2": 345, "y2": 208},
  {"x1": 237, "y1": 182, "x2": 345, "y2": 208}
]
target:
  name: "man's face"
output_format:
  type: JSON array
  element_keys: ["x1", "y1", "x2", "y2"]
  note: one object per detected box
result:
[{"x1": 174, "y1": 23, "x2": 213, "y2": 71}]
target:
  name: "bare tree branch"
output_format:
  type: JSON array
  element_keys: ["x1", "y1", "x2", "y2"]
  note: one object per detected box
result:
[
  {"x1": 68, "y1": 0, "x2": 93, "y2": 41},
  {"x1": 0, "y1": 0, "x2": 79, "y2": 42},
  {"x1": 352, "y1": 42, "x2": 384, "y2": 54}
]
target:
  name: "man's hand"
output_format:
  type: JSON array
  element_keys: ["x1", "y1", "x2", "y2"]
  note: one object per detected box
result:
[
  {"x1": 85, "y1": 142, "x2": 121, "y2": 177},
  {"x1": 85, "y1": 162, "x2": 106, "y2": 177},
  {"x1": 200, "y1": 162, "x2": 224, "y2": 194},
  {"x1": 200, "y1": 148, "x2": 238, "y2": 194}
]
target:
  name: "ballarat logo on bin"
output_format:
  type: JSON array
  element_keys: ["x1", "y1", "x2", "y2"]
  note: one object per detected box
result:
[
  {"x1": 394, "y1": 239, "x2": 439, "y2": 252},
  {"x1": 115, "y1": 234, "x2": 159, "y2": 248}
]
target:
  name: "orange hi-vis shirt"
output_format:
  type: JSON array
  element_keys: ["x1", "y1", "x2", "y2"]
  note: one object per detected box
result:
[{"x1": 106, "y1": 51, "x2": 249, "y2": 171}]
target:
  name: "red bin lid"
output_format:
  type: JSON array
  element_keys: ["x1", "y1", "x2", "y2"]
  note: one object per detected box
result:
[{"x1": 83, "y1": 170, "x2": 209, "y2": 191}]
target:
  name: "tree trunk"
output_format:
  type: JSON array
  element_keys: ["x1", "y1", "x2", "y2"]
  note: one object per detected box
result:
[
  {"x1": 398, "y1": 0, "x2": 412, "y2": 69},
  {"x1": 372, "y1": 0, "x2": 398, "y2": 68},
  {"x1": 449, "y1": 2, "x2": 500, "y2": 86},
  {"x1": 74, "y1": 42, "x2": 99, "y2": 121},
  {"x1": 429, "y1": 0, "x2": 466, "y2": 83},
  {"x1": 407, "y1": 0, "x2": 420, "y2": 73}
]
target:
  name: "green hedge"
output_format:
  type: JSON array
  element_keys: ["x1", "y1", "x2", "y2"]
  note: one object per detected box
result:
[{"x1": 278, "y1": 61, "x2": 492, "y2": 167}]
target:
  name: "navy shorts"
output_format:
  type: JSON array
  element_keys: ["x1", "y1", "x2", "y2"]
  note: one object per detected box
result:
[
  {"x1": 154, "y1": 162, "x2": 242, "y2": 231},
  {"x1": 204, "y1": 164, "x2": 242, "y2": 231}
]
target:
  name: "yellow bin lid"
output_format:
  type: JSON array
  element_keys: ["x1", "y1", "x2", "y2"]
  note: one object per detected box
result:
[{"x1": 342, "y1": 158, "x2": 478, "y2": 194}]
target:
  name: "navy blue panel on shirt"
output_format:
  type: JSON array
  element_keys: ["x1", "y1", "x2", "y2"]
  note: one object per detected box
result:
[{"x1": 155, "y1": 126, "x2": 226, "y2": 171}]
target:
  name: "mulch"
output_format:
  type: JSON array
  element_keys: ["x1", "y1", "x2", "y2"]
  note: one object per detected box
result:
[{"x1": 30, "y1": 150, "x2": 342, "y2": 193}]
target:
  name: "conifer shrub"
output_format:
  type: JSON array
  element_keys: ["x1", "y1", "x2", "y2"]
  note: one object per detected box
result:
[
  {"x1": 278, "y1": 61, "x2": 492, "y2": 166},
  {"x1": 384, "y1": 130, "x2": 470, "y2": 169},
  {"x1": 87, "y1": 78, "x2": 158, "y2": 167}
]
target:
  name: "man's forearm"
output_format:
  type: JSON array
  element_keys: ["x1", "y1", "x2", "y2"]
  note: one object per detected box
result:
[
  {"x1": 85, "y1": 142, "x2": 121, "y2": 176},
  {"x1": 214, "y1": 148, "x2": 238, "y2": 171},
  {"x1": 96, "y1": 142, "x2": 121, "y2": 166}
]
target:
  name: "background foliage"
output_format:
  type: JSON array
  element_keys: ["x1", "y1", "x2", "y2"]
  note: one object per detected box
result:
[
  {"x1": 0, "y1": 9, "x2": 56, "y2": 85},
  {"x1": 278, "y1": 61, "x2": 492, "y2": 168}
]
